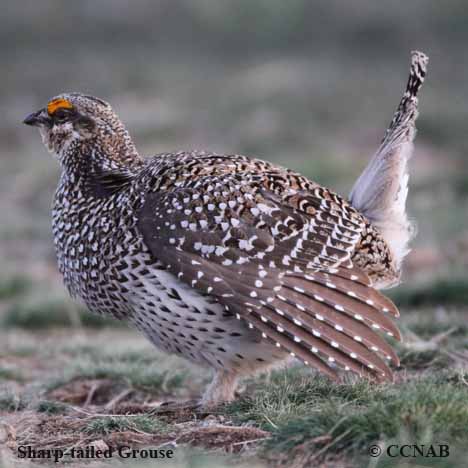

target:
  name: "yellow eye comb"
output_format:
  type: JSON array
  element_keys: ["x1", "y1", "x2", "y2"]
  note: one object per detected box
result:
[{"x1": 47, "y1": 98, "x2": 73, "y2": 115}]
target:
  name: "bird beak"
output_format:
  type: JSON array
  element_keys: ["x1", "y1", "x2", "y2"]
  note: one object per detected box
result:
[{"x1": 23, "y1": 108, "x2": 52, "y2": 128}]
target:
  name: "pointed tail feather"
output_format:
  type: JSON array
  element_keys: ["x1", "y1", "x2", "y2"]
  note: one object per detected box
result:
[{"x1": 349, "y1": 51, "x2": 428, "y2": 269}]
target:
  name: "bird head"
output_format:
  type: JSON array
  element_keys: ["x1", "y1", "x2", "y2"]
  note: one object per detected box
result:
[{"x1": 23, "y1": 93, "x2": 139, "y2": 169}]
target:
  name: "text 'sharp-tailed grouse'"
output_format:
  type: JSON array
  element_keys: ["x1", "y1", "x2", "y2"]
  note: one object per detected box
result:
[{"x1": 24, "y1": 51, "x2": 428, "y2": 406}]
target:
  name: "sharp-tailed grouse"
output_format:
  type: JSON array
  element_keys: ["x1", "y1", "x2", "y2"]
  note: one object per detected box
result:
[{"x1": 23, "y1": 51, "x2": 428, "y2": 406}]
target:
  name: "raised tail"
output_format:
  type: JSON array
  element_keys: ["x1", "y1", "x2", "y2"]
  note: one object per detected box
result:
[{"x1": 349, "y1": 51, "x2": 428, "y2": 271}]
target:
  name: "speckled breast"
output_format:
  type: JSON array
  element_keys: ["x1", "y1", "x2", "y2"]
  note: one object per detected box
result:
[{"x1": 52, "y1": 177, "x2": 138, "y2": 320}]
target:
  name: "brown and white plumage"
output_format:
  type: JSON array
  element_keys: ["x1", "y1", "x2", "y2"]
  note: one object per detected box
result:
[{"x1": 23, "y1": 51, "x2": 428, "y2": 406}]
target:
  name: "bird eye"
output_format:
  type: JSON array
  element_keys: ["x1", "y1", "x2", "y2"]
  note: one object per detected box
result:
[{"x1": 53, "y1": 108, "x2": 72, "y2": 122}]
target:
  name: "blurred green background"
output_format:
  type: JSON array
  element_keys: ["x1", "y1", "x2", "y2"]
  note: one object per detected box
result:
[{"x1": 1, "y1": 0, "x2": 467, "y2": 319}]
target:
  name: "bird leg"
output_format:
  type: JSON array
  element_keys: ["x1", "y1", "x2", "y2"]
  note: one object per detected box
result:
[{"x1": 201, "y1": 370, "x2": 239, "y2": 408}]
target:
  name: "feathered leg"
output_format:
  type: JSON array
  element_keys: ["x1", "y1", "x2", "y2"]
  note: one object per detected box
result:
[{"x1": 201, "y1": 370, "x2": 239, "y2": 407}]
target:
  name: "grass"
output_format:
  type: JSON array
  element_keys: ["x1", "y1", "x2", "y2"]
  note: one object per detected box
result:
[
  {"x1": 0, "y1": 290, "x2": 466, "y2": 468},
  {"x1": 0, "y1": 305, "x2": 466, "y2": 466},
  {"x1": 0, "y1": 366, "x2": 24, "y2": 382},
  {"x1": 0, "y1": 276, "x2": 31, "y2": 300},
  {"x1": 226, "y1": 370, "x2": 468, "y2": 465},
  {"x1": 390, "y1": 277, "x2": 468, "y2": 308},
  {"x1": 84, "y1": 415, "x2": 170, "y2": 436},
  {"x1": 0, "y1": 389, "x2": 26, "y2": 412},
  {"x1": 35, "y1": 399, "x2": 69, "y2": 415},
  {"x1": 398, "y1": 348, "x2": 452, "y2": 369},
  {"x1": 2, "y1": 298, "x2": 121, "y2": 330},
  {"x1": 395, "y1": 312, "x2": 467, "y2": 371},
  {"x1": 402, "y1": 312, "x2": 467, "y2": 339},
  {"x1": 47, "y1": 354, "x2": 195, "y2": 395}
]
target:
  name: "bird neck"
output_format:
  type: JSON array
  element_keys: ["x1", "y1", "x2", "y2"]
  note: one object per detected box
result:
[{"x1": 59, "y1": 137, "x2": 143, "y2": 199}]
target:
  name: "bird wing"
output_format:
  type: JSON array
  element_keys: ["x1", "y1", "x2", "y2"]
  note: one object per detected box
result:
[{"x1": 137, "y1": 166, "x2": 400, "y2": 381}]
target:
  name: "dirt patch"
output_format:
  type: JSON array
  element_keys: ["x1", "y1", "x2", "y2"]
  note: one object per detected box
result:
[
  {"x1": 177, "y1": 425, "x2": 270, "y2": 452},
  {"x1": 48, "y1": 379, "x2": 120, "y2": 406},
  {"x1": 2, "y1": 402, "x2": 269, "y2": 464},
  {"x1": 47, "y1": 378, "x2": 166, "y2": 409}
]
